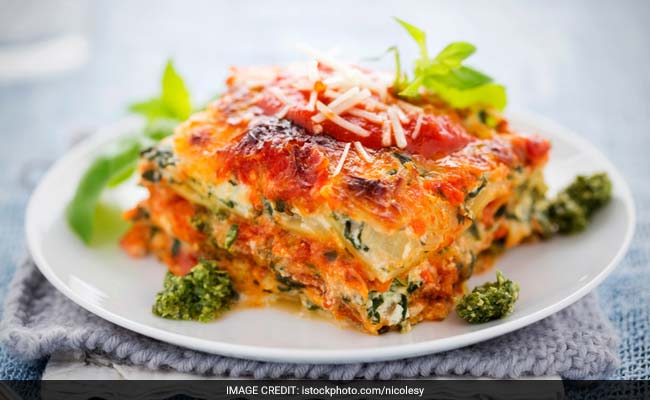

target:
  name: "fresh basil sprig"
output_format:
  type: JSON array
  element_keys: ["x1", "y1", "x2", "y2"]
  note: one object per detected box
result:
[
  {"x1": 129, "y1": 60, "x2": 193, "y2": 123},
  {"x1": 66, "y1": 138, "x2": 142, "y2": 243},
  {"x1": 67, "y1": 60, "x2": 192, "y2": 244},
  {"x1": 392, "y1": 18, "x2": 507, "y2": 110}
]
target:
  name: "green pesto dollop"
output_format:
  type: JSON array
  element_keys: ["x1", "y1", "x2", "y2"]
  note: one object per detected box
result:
[
  {"x1": 456, "y1": 271, "x2": 519, "y2": 324},
  {"x1": 545, "y1": 173, "x2": 612, "y2": 234},
  {"x1": 152, "y1": 259, "x2": 237, "y2": 322},
  {"x1": 563, "y1": 173, "x2": 612, "y2": 217}
]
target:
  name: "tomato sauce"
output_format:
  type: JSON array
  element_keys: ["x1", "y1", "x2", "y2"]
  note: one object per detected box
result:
[{"x1": 256, "y1": 84, "x2": 476, "y2": 159}]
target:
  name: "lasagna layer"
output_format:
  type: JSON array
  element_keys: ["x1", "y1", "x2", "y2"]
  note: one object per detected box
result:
[{"x1": 121, "y1": 64, "x2": 550, "y2": 333}]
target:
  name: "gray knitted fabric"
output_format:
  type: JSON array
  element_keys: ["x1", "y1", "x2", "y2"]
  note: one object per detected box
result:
[{"x1": 0, "y1": 259, "x2": 619, "y2": 379}]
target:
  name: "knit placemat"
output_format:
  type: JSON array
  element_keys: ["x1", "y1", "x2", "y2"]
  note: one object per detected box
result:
[{"x1": 0, "y1": 259, "x2": 619, "y2": 379}]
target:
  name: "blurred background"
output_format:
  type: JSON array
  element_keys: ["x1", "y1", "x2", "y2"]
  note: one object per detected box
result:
[{"x1": 0, "y1": 0, "x2": 648, "y2": 379}]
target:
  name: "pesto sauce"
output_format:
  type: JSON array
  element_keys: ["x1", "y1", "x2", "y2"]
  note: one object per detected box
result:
[
  {"x1": 152, "y1": 260, "x2": 237, "y2": 322},
  {"x1": 456, "y1": 270, "x2": 519, "y2": 324}
]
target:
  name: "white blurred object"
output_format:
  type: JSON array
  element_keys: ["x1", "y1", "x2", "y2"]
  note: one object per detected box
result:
[{"x1": 0, "y1": 0, "x2": 90, "y2": 83}]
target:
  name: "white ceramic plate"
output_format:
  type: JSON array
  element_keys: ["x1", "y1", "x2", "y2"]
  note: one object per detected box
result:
[{"x1": 26, "y1": 111, "x2": 635, "y2": 364}]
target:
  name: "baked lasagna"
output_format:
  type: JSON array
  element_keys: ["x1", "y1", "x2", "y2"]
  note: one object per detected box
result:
[{"x1": 120, "y1": 60, "x2": 550, "y2": 334}]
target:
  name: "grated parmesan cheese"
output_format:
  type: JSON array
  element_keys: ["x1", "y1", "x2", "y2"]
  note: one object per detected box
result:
[
  {"x1": 347, "y1": 108, "x2": 384, "y2": 124},
  {"x1": 364, "y1": 97, "x2": 389, "y2": 111},
  {"x1": 258, "y1": 57, "x2": 429, "y2": 151},
  {"x1": 323, "y1": 76, "x2": 345, "y2": 88},
  {"x1": 396, "y1": 106, "x2": 409, "y2": 124},
  {"x1": 299, "y1": 45, "x2": 385, "y2": 94},
  {"x1": 381, "y1": 118, "x2": 392, "y2": 146},
  {"x1": 388, "y1": 106, "x2": 407, "y2": 148},
  {"x1": 324, "y1": 89, "x2": 342, "y2": 98},
  {"x1": 332, "y1": 142, "x2": 351, "y2": 176},
  {"x1": 312, "y1": 87, "x2": 370, "y2": 123},
  {"x1": 290, "y1": 81, "x2": 314, "y2": 91},
  {"x1": 306, "y1": 91, "x2": 317, "y2": 111},
  {"x1": 353, "y1": 141, "x2": 373, "y2": 163},
  {"x1": 269, "y1": 87, "x2": 291, "y2": 105},
  {"x1": 308, "y1": 60, "x2": 320, "y2": 82},
  {"x1": 315, "y1": 101, "x2": 371, "y2": 137},
  {"x1": 397, "y1": 99, "x2": 422, "y2": 114},
  {"x1": 412, "y1": 114, "x2": 424, "y2": 139},
  {"x1": 276, "y1": 105, "x2": 290, "y2": 119}
]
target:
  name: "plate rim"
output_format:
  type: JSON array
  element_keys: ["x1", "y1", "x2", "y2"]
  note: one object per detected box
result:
[{"x1": 25, "y1": 110, "x2": 636, "y2": 364}]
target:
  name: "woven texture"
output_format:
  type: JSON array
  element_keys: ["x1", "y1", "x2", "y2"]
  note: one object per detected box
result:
[
  {"x1": 597, "y1": 185, "x2": 650, "y2": 380},
  {"x1": 0, "y1": 259, "x2": 619, "y2": 380}
]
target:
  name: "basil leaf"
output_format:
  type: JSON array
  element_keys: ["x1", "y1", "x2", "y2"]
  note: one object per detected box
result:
[
  {"x1": 100, "y1": 117, "x2": 177, "y2": 188},
  {"x1": 128, "y1": 60, "x2": 192, "y2": 121},
  {"x1": 434, "y1": 66, "x2": 493, "y2": 90},
  {"x1": 424, "y1": 79, "x2": 507, "y2": 110},
  {"x1": 394, "y1": 17, "x2": 428, "y2": 59},
  {"x1": 67, "y1": 138, "x2": 142, "y2": 244},
  {"x1": 399, "y1": 76, "x2": 424, "y2": 98},
  {"x1": 434, "y1": 42, "x2": 476, "y2": 68},
  {"x1": 393, "y1": 18, "x2": 507, "y2": 109},
  {"x1": 68, "y1": 59, "x2": 195, "y2": 246},
  {"x1": 128, "y1": 98, "x2": 167, "y2": 121},
  {"x1": 161, "y1": 60, "x2": 192, "y2": 120},
  {"x1": 224, "y1": 224, "x2": 239, "y2": 250},
  {"x1": 387, "y1": 46, "x2": 409, "y2": 93},
  {"x1": 107, "y1": 164, "x2": 137, "y2": 187}
]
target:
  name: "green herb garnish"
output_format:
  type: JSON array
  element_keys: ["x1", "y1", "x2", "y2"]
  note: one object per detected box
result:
[
  {"x1": 152, "y1": 260, "x2": 237, "y2": 322},
  {"x1": 543, "y1": 173, "x2": 612, "y2": 234},
  {"x1": 67, "y1": 60, "x2": 192, "y2": 244},
  {"x1": 456, "y1": 270, "x2": 519, "y2": 324},
  {"x1": 392, "y1": 18, "x2": 506, "y2": 110},
  {"x1": 129, "y1": 60, "x2": 192, "y2": 123},
  {"x1": 219, "y1": 198, "x2": 235, "y2": 209},
  {"x1": 343, "y1": 218, "x2": 369, "y2": 251},
  {"x1": 274, "y1": 199, "x2": 287, "y2": 213},
  {"x1": 275, "y1": 273, "x2": 306, "y2": 292},
  {"x1": 171, "y1": 238, "x2": 181, "y2": 257},
  {"x1": 467, "y1": 176, "x2": 487, "y2": 199},
  {"x1": 224, "y1": 224, "x2": 239, "y2": 250},
  {"x1": 141, "y1": 169, "x2": 161, "y2": 182},
  {"x1": 66, "y1": 138, "x2": 141, "y2": 244},
  {"x1": 563, "y1": 173, "x2": 612, "y2": 218},
  {"x1": 366, "y1": 278, "x2": 414, "y2": 328},
  {"x1": 367, "y1": 291, "x2": 384, "y2": 324},
  {"x1": 392, "y1": 152, "x2": 413, "y2": 165}
]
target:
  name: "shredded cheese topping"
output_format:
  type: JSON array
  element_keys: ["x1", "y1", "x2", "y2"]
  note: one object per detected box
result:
[
  {"x1": 315, "y1": 101, "x2": 371, "y2": 137},
  {"x1": 381, "y1": 118, "x2": 392, "y2": 146},
  {"x1": 276, "y1": 105, "x2": 290, "y2": 119},
  {"x1": 332, "y1": 142, "x2": 351, "y2": 176},
  {"x1": 312, "y1": 87, "x2": 370, "y2": 123},
  {"x1": 300, "y1": 45, "x2": 386, "y2": 94},
  {"x1": 255, "y1": 51, "x2": 436, "y2": 151},
  {"x1": 306, "y1": 91, "x2": 317, "y2": 112},
  {"x1": 308, "y1": 60, "x2": 320, "y2": 83},
  {"x1": 397, "y1": 99, "x2": 422, "y2": 114},
  {"x1": 412, "y1": 114, "x2": 424, "y2": 140},
  {"x1": 388, "y1": 106, "x2": 407, "y2": 148},
  {"x1": 347, "y1": 108, "x2": 384, "y2": 124},
  {"x1": 354, "y1": 141, "x2": 373, "y2": 163},
  {"x1": 269, "y1": 87, "x2": 291, "y2": 105},
  {"x1": 396, "y1": 106, "x2": 409, "y2": 124}
]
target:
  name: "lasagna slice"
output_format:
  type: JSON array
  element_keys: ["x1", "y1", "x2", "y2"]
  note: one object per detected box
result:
[{"x1": 121, "y1": 62, "x2": 550, "y2": 334}]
